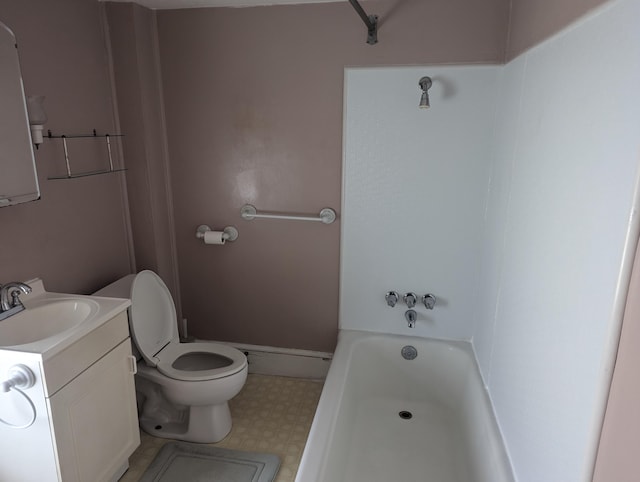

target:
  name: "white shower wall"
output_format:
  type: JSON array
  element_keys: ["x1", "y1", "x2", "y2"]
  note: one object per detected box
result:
[
  {"x1": 341, "y1": 65, "x2": 501, "y2": 340},
  {"x1": 474, "y1": 0, "x2": 640, "y2": 480},
  {"x1": 341, "y1": 0, "x2": 640, "y2": 480}
]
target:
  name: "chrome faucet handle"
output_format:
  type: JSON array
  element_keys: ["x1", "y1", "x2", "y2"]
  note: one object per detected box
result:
[
  {"x1": 405, "y1": 309, "x2": 417, "y2": 328},
  {"x1": 0, "y1": 282, "x2": 32, "y2": 312},
  {"x1": 10, "y1": 290, "x2": 25, "y2": 308},
  {"x1": 403, "y1": 292, "x2": 417, "y2": 308},
  {"x1": 385, "y1": 291, "x2": 399, "y2": 307},
  {"x1": 422, "y1": 293, "x2": 436, "y2": 310}
]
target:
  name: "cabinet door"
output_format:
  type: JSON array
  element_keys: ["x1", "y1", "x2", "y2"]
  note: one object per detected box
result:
[{"x1": 48, "y1": 339, "x2": 140, "y2": 482}]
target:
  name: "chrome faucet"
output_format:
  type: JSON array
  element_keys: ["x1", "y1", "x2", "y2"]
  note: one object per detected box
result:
[
  {"x1": 405, "y1": 309, "x2": 417, "y2": 328},
  {"x1": 0, "y1": 282, "x2": 32, "y2": 320}
]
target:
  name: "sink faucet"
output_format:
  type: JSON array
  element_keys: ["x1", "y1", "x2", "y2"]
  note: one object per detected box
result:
[{"x1": 0, "y1": 282, "x2": 32, "y2": 319}]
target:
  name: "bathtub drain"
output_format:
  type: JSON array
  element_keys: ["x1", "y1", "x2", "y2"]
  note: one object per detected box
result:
[
  {"x1": 399, "y1": 411, "x2": 413, "y2": 420},
  {"x1": 401, "y1": 345, "x2": 418, "y2": 360}
]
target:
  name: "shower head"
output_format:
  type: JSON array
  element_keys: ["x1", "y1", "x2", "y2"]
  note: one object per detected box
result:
[{"x1": 419, "y1": 76, "x2": 432, "y2": 109}]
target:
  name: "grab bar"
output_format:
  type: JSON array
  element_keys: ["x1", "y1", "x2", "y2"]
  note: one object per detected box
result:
[{"x1": 240, "y1": 204, "x2": 337, "y2": 225}]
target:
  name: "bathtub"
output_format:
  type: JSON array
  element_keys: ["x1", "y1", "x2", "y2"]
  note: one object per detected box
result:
[{"x1": 296, "y1": 330, "x2": 514, "y2": 482}]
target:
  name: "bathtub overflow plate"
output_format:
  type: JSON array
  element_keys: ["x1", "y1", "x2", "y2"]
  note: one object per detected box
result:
[{"x1": 401, "y1": 345, "x2": 418, "y2": 360}]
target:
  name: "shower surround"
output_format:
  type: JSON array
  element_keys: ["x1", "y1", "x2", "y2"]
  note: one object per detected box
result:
[{"x1": 340, "y1": 0, "x2": 640, "y2": 479}]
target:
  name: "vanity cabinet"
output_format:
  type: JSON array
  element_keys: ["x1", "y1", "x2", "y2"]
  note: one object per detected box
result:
[
  {"x1": 48, "y1": 339, "x2": 139, "y2": 481},
  {"x1": 46, "y1": 311, "x2": 140, "y2": 482},
  {"x1": 0, "y1": 308, "x2": 139, "y2": 482}
]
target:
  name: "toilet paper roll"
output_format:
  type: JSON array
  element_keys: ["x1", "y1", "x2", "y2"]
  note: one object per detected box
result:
[{"x1": 203, "y1": 230, "x2": 226, "y2": 245}]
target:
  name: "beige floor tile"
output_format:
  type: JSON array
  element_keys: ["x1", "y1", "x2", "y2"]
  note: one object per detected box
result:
[{"x1": 119, "y1": 374, "x2": 323, "y2": 482}]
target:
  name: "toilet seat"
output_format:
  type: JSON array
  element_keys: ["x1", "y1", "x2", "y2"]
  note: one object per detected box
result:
[
  {"x1": 129, "y1": 270, "x2": 180, "y2": 367},
  {"x1": 129, "y1": 270, "x2": 247, "y2": 382},
  {"x1": 155, "y1": 341, "x2": 247, "y2": 382}
]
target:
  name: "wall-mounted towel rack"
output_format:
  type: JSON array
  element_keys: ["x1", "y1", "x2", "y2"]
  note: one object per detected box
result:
[
  {"x1": 240, "y1": 204, "x2": 337, "y2": 225},
  {"x1": 45, "y1": 129, "x2": 126, "y2": 180}
]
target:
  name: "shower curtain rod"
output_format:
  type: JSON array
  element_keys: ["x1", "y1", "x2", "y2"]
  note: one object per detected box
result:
[{"x1": 348, "y1": 0, "x2": 378, "y2": 45}]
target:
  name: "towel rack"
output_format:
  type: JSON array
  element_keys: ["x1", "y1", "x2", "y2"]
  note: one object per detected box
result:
[
  {"x1": 45, "y1": 129, "x2": 126, "y2": 180},
  {"x1": 240, "y1": 204, "x2": 336, "y2": 225}
]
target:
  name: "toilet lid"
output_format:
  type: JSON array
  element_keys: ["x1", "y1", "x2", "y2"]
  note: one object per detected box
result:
[
  {"x1": 130, "y1": 270, "x2": 179, "y2": 366},
  {"x1": 155, "y1": 341, "x2": 247, "y2": 381}
]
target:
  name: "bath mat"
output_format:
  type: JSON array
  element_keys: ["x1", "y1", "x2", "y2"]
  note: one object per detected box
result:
[{"x1": 139, "y1": 441, "x2": 280, "y2": 482}]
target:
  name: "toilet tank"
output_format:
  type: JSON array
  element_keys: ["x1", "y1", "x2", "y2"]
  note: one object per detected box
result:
[
  {"x1": 93, "y1": 274, "x2": 136, "y2": 298},
  {"x1": 94, "y1": 274, "x2": 141, "y2": 360}
]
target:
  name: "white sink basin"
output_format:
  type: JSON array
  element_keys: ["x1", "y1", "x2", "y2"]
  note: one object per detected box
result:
[
  {"x1": 0, "y1": 298, "x2": 99, "y2": 346},
  {"x1": 0, "y1": 279, "x2": 131, "y2": 357}
]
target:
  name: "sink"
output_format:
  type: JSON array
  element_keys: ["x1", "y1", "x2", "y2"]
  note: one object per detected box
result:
[
  {"x1": 0, "y1": 278, "x2": 131, "y2": 358},
  {"x1": 0, "y1": 297, "x2": 99, "y2": 346},
  {"x1": 0, "y1": 278, "x2": 137, "y2": 482}
]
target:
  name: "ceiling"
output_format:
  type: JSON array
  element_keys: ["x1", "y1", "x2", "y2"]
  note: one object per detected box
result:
[{"x1": 103, "y1": 0, "x2": 345, "y2": 8}]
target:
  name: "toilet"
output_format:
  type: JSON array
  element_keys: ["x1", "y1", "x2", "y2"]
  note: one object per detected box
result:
[{"x1": 94, "y1": 270, "x2": 248, "y2": 443}]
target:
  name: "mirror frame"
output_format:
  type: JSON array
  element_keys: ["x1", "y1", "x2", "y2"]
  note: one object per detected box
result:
[{"x1": 0, "y1": 20, "x2": 40, "y2": 208}]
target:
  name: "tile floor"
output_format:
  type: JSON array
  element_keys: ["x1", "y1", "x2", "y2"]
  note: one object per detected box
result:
[{"x1": 120, "y1": 374, "x2": 323, "y2": 482}]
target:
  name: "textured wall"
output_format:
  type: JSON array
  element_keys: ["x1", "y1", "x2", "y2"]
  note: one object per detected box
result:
[
  {"x1": 155, "y1": 0, "x2": 510, "y2": 352},
  {"x1": 0, "y1": 0, "x2": 133, "y2": 294}
]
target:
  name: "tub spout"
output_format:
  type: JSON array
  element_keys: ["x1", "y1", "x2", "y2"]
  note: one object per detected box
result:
[{"x1": 405, "y1": 309, "x2": 417, "y2": 328}]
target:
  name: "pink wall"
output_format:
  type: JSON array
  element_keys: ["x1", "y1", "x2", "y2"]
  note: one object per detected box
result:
[
  {"x1": 0, "y1": 0, "x2": 613, "y2": 347},
  {"x1": 105, "y1": 3, "x2": 182, "y2": 316},
  {"x1": 593, "y1": 237, "x2": 640, "y2": 481},
  {"x1": 155, "y1": 0, "x2": 510, "y2": 352},
  {"x1": 506, "y1": 0, "x2": 611, "y2": 59},
  {"x1": 0, "y1": 0, "x2": 133, "y2": 295}
]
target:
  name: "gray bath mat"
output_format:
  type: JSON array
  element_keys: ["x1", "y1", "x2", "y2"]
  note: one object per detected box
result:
[{"x1": 139, "y1": 441, "x2": 280, "y2": 482}]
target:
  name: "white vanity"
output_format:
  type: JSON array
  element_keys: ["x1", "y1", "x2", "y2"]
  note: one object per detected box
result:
[{"x1": 0, "y1": 279, "x2": 139, "y2": 481}]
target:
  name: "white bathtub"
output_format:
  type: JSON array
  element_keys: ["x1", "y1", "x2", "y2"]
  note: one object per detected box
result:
[{"x1": 296, "y1": 330, "x2": 514, "y2": 482}]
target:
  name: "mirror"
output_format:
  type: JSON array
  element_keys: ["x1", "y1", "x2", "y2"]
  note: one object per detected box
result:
[{"x1": 0, "y1": 20, "x2": 39, "y2": 207}]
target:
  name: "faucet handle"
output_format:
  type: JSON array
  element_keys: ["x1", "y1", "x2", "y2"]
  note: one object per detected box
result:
[
  {"x1": 0, "y1": 281, "x2": 32, "y2": 312},
  {"x1": 10, "y1": 290, "x2": 25, "y2": 308},
  {"x1": 422, "y1": 293, "x2": 436, "y2": 310},
  {"x1": 403, "y1": 292, "x2": 417, "y2": 308},
  {"x1": 385, "y1": 291, "x2": 399, "y2": 307}
]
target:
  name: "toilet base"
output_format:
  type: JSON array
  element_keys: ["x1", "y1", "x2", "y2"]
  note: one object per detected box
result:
[
  {"x1": 139, "y1": 402, "x2": 232, "y2": 443},
  {"x1": 136, "y1": 375, "x2": 234, "y2": 443}
]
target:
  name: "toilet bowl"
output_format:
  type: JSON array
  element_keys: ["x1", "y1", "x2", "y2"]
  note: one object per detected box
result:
[{"x1": 94, "y1": 270, "x2": 248, "y2": 443}]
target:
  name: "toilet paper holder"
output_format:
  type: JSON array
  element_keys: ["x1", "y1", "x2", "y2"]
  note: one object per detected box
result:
[{"x1": 196, "y1": 224, "x2": 239, "y2": 243}]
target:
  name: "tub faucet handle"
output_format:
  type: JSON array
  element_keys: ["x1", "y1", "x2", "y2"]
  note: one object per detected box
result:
[
  {"x1": 405, "y1": 309, "x2": 417, "y2": 328},
  {"x1": 422, "y1": 293, "x2": 436, "y2": 310},
  {"x1": 385, "y1": 291, "x2": 399, "y2": 307},
  {"x1": 403, "y1": 292, "x2": 417, "y2": 308}
]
